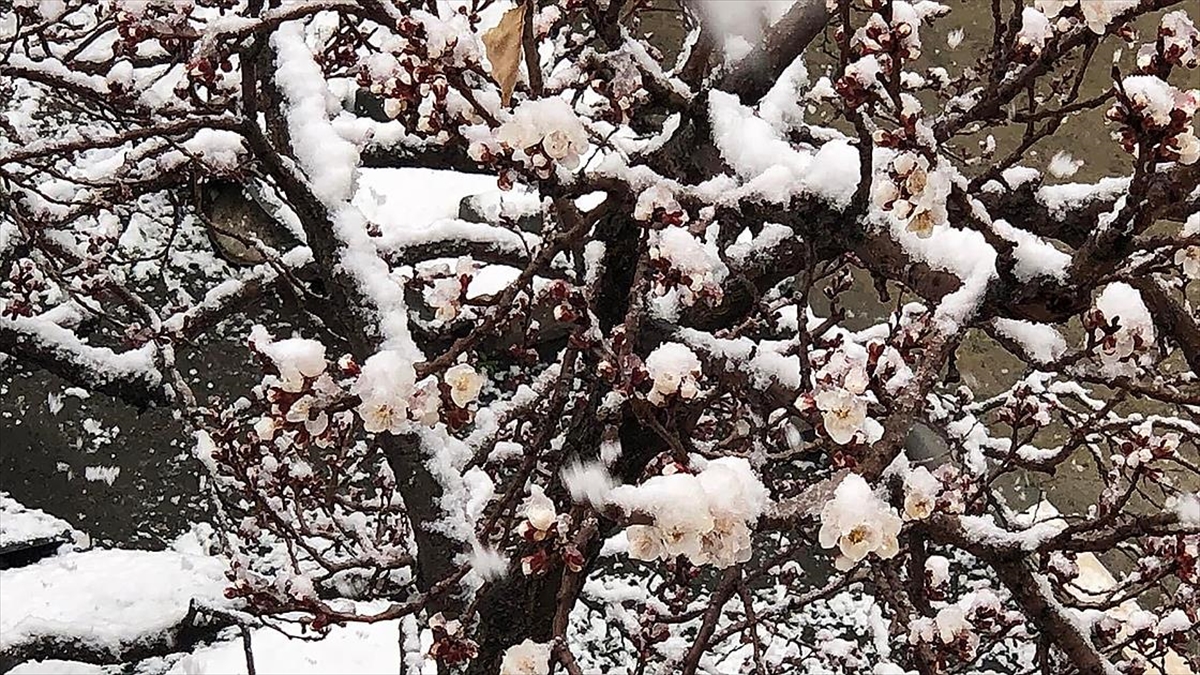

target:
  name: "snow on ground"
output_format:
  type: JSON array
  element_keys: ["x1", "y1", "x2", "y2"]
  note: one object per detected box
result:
[
  {"x1": 8, "y1": 660, "x2": 110, "y2": 674},
  {"x1": 0, "y1": 492, "x2": 83, "y2": 553},
  {"x1": 9, "y1": 615, "x2": 430, "y2": 675},
  {"x1": 166, "y1": 618, "x2": 418, "y2": 675},
  {"x1": 0, "y1": 533, "x2": 230, "y2": 658}
]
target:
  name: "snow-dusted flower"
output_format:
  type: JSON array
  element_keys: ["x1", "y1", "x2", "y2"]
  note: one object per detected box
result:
[
  {"x1": 1174, "y1": 130, "x2": 1200, "y2": 165},
  {"x1": 523, "y1": 486, "x2": 558, "y2": 533},
  {"x1": 1080, "y1": 0, "x2": 1137, "y2": 34},
  {"x1": 1016, "y1": 7, "x2": 1052, "y2": 55},
  {"x1": 1093, "y1": 283, "x2": 1156, "y2": 372},
  {"x1": 903, "y1": 466, "x2": 940, "y2": 521},
  {"x1": 935, "y1": 606, "x2": 973, "y2": 644},
  {"x1": 352, "y1": 350, "x2": 416, "y2": 434},
  {"x1": 444, "y1": 363, "x2": 485, "y2": 407},
  {"x1": 252, "y1": 328, "x2": 327, "y2": 392},
  {"x1": 496, "y1": 98, "x2": 589, "y2": 169},
  {"x1": 819, "y1": 473, "x2": 903, "y2": 570},
  {"x1": 611, "y1": 457, "x2": 766, "y2": 568},
  {"x1": 649, "y1": 228, "x2": 727, "y2": 306},
  {"x1": 1160, "y1": 11, "x2": 1200, "y2": 69},
  {"x1": 814, "y1": 389, "x2": 868, "y2": 445},
  {"x1": 499, "y1": 639, "x2": 552, "y2": 675},
  {"x1": 1120, "y1": 75, "x2": 1197, "y2": 127},
  {"x1": 426, "y1": 276, "x2": 463, "y2": 322},
  {"x1": 645, "y1": 342, "x2": 702, "y2": 406},
  {"x1": 409, "y1": 376, "x2": 442, "y2": 426},
  {"x1": 1037, "y1": 0, "x2": 1136, "y2": 34},
  {"x1": 634, "y1": 184, "x2": 684, "y2": 222}
]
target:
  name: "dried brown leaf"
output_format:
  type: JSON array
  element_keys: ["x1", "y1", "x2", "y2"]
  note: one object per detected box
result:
[{"x1": 482, "y1": 4, "x2": 526, "y2": 107}]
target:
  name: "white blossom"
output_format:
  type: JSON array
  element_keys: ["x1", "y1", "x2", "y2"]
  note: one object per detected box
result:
[
  {"x1": 903, "y1": 466, "x2": 940, "y2": 521},
  {"x1": 819, "y1": 473, "x2": 903, "y2": 570},
  {"x1": 626, "y1": 525, "x2": 665, "y2": 561},
  {"x1": 815, "y1": 389, "x2": 871, "y2": 445},
  {"x1": 610, "y1": 457, "x2": 767, "y2": 568},
  {"x1": 445, "y1": 363, "x2": 485, "y2": 407},
  {"x1": 499, "y1": 639, "x2": 551, "y2": 675},
  {"x1": 523, "y1": 485, "x2": 558, "y2": 533}
]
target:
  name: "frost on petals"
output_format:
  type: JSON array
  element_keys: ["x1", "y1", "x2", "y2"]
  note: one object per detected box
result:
[
  {"x1": 612, "y1": 457, "x2": 767, "y2": 568},
  {"x1": 499, "y1": 639, "x2": 552, "y2": 675},
  {"x1": 818, "y1": 473, "x2": 903, "y2": 570},
  {"x1": 644, "y1": 342, "x2": 702, "y2": 406}
]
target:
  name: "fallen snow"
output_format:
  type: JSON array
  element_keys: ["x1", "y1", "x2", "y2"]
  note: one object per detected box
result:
[
  {"x1": 0, "y1": 492, "x2": 82, "y2": 552},
  {"x1": 165, "y1": 618, "x2": 421, "y2": 675},
  {"x1": 0, "y1": 542, "x2": 231, "y2": 656}
]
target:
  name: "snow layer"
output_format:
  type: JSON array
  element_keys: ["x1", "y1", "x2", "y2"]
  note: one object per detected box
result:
[
  {"x1": 165, "y1": 619, "x2": 415, "y2": 675},
  {"x1": 0, "y1": 544, "x2": 230, "y2": 655},
  {"x1": 0, "y1": 492, "x2": 81, "y2": 552}
]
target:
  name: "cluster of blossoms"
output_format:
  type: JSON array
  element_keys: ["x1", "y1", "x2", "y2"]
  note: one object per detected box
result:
[
  {"x1": 249, "y1": 328, "x2": 343, "y2": 445},
  {"x1": 643, "y1": 342, "x2": 703, "y2": 406},
  {"x1": 615, "y1": 458, "x2": 768, "y2": 568},
  {"x1": 355, "y1": 12, "x2": 478, "y2": 138},
  {"x1": 485, "y1": 98, "x2": 590, "y2": 178},
  {"x1": 647, "y1": 227, "x2": 726, "y2": 307},
  {"x1": 419, "y1": 258, "x2": 477, "y2": 322},
  {"x1": 633, "y1": 184, "x2": 686, "y2": 226},
  {"x1": 515, "y1": 485, "x2": 585, "y2": 576},
  {"x1": 427, "y1": 612, "x2": 479, "y2": 666},
  {"x1": 351, "y1": 350, "x2": 438, "y2": 434},
  {"x1": 818, "y1": 473, "x2": 902, "y2": 570},
  {"x1": 1109, "y1": 75, "x2": 1200, "y2": 165},
  {"x1": 907, "y1": 590, "x2": 1021, "y2": 662},
  {"x1": 803, "y1": 350, "x2": 884, "y2": 446},
  {"x1": 1138, "y1": 11, "x2": 1200, "y2": 73},
  {"x1": 1112, "y1": 421, "x2": 1181, "y2": 471},
  {"x1": 850, "y1": 1, "x2": 928, "y2": 62},
  {"x1": 999, "y1": 383, "x2": 1054, "y2": 430},
  {"x1": 1088, "y1": 282, "x2": 1157, "y2": 375},
  {"x1": 873, "y1": 152, "x2": 953, "y2": 238},
  {"x1": 834, "y1": 0, "x2": 948, "y2": 105},
  {"x1": 0, "y1": 258, "x2": 54, "y2": 318},
  {"x1": 1035, "y1": 0, "x2": 1138, "y2": 35}
]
